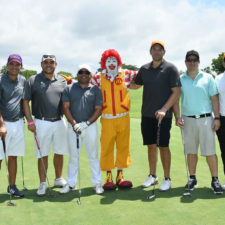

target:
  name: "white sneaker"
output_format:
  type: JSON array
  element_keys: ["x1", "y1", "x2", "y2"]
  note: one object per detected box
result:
[
  {"x1": 59, "y1": 183, "x2": 76, "y2": 194},
  {"x1": 222, "y1": 182, "x2": 225, "y2": 190},
  {"x1": 54, "y1": 177, "x2": 67, "y2": 187},
  {"x1": 95, "y1": 184, "x2": 104, "y2": 195},
  {"x1": 159, "y1": 178, "x2": 172, "y2": 191},
  {"x1": 37, "y1": 182, "x2": 47, "y2": 196},
  {"x1": 141, "y1": 175, "x2": 158, "y2": 188}
]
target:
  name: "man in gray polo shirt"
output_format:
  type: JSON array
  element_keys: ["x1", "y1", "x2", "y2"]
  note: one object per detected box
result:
[
  {"x1": 0, "y1": 54, "x2": 26, "y2": 198},
  {"x1": 23, "y1": 54, "x2": 68, "y2": 196},
  {"x1": 60, "y1": 64, "x2": 104, "y2": 195}
]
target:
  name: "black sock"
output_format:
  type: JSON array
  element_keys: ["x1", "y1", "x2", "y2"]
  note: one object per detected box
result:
[
  {"x1": 150, "y1": 174, "x2": 157, "y2": 178},
  {"x1": 190, "y1": 175, "x2": 196, "y2": 180},
  {"x1": 212, "y1": 177, "x2": 218, "y2": 182},
  {"x1": 165, "y1": 177, "x2": 171, "y2": 180}
]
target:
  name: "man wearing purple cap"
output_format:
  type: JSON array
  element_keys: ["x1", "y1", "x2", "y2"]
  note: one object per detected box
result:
[{"x1": 0, "y1": 54, "x2": 26, "y2": 197}]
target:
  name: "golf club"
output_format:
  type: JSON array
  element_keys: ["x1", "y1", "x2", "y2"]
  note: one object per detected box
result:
[
  {"x1": 21, "y1": 157, "x2": 28, "y2": 191},
  {"x1": 76, "y1": 134, "x2": 81, "y2": 205},
  {"x1": 181, "y1": 128, "x2": 191, "y2": 197},
  {"x1": 2, "y1": 140, "x2": 16, "y2": 206},
  {"x1": 147, "y1": 120, "x2": 161, "y2": 200},
  {"x1": 34, "y1": 135, "x2": 56, "y2": 198}
]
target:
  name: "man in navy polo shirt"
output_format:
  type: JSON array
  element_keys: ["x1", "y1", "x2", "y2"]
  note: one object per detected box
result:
[{"x1": 0, "y1": 54, "x2": 26, "y2": 197}]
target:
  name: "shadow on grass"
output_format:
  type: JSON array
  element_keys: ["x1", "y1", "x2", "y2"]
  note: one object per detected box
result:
[
  {"x1": 100, "y1": 186, "x2": 225, "y2": 204},
  {"x1": 0, "y1": 185, "x2": 224, "y2": 205},
  {"x1": 0, "y1": 186, "x2": 96, "y2": 204}
]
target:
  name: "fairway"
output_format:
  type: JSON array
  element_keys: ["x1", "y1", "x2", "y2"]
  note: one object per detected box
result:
[{"x1": 0, "y1": 88, "x2": 225, "y2": 225}]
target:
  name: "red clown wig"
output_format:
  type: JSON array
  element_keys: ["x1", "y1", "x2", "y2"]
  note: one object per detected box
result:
[{"x1": 101, "y1": 49, "x2": 122, "y2": 70}]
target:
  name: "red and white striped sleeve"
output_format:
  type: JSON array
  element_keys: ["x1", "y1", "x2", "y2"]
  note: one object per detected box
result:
[
  {"x1": 90, "y1": 73, "x2": 101, "y2": 87},
  {"x1": 124, "y1": 69, "x2": 137, "y2": 89}
]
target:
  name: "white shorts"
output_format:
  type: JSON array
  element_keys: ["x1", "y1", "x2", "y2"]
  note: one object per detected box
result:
[
  {"x1": 182, "y1": 116, "x2": 216, "y2": 156},
  {"x1": 0, "y1": 119, "x2": 25, "y2": 159},
  {"x1": 34, "y1": 118, "x2": 69, "y2": 158}
]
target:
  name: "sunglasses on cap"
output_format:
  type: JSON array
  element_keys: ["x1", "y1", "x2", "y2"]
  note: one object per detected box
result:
[
  {"x1": 42, "y1": 55, "x2": 56, "y2": 61},
  {"x1": 186, "y1": 58, "x2": 199, "y2": 63},
  {"x1": 78, "y1": 70, "x2": 90, "y2": 75}
]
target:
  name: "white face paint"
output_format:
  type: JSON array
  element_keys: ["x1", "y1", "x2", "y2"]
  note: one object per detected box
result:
[{"x1": 105, "y1": 56, "x2": 118, "y2": 79}]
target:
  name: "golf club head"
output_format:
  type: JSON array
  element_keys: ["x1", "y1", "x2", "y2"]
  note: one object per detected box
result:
[
  {"x1": 7, "y1": 202, "x2": 16, "y2": 206},
  {"x1": 23, "y1": 186, "x2": 28, "y2": 191},
  {"x1": 147, "y1": 194, "x2": 155, "y2": 200},
  {"x1": 77, "y1": 199, "x2": 81, "y2": 205},
  {"x1": 183, "y1": 192, "x2": 191, "y2": 197}
]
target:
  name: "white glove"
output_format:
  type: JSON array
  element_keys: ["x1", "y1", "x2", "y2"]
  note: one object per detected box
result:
[{"x1": 73, "y1": 122, "x2": 88, "y2": 132}]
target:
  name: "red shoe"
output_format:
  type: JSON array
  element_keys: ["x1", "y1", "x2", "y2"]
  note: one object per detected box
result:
[
  {"x1": 103, "y1": 172, "x2": 117, "y2": 190},
  {"x1": 116, "y1": 170, "x2": 133, "y2": 189}
]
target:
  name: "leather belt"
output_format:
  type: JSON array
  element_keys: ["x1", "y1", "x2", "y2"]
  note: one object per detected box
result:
[
  {"x1": 187, "y1": 113, "x2": 211, "y2": 119},
  {"x1": 35, "y1": 117, "x2": 61, "y2": 122}
]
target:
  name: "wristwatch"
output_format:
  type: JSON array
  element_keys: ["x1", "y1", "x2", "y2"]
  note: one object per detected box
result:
[
  {"x1": 86, "y1": 121, "x2": 91, "y2": 126},
  {"x1": 214, "y1": 117, "x2": 220, "y2": 120}
]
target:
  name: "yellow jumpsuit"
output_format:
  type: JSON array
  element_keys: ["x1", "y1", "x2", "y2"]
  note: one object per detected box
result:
[{"x1": 100, "y1": 70, "x2": 131, "y2": 171}]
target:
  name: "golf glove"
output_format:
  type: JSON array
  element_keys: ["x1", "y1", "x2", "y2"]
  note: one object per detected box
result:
[{"x1": 74, "y1": 122, "x2": 88, "y2": 132}]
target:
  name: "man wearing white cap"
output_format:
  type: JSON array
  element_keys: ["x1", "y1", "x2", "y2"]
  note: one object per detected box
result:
[
  {"x1": 60, "y1": 64, "x2": 104, "y2": 194},
  {"x1": 23, "y1": 54, "x2": 68, "y2": 196}
]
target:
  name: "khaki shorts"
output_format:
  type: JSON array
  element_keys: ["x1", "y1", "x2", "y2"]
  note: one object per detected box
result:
[
  {"x1": 182, "y1": 116, "x2": 216, "y2": 156},
  {"x1": 34, "y1": 118, "x2": 69, "y2": 158},
  {"x1": 0, "y1": 119, "x2": 25, "y2": 159}
]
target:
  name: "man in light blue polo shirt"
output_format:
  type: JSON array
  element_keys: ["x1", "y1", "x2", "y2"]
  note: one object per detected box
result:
[{"x1": 173, "y1": 50, "x2": 223, "y2": 194}]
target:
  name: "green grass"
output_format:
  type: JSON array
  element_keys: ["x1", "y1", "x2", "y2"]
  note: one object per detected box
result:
[{"x1": 0, "y1": 89, "x2": 224, "y2": 225}]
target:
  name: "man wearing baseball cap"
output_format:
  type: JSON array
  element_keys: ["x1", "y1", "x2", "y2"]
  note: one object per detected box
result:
[
  {"x1": 134, "y1": 40, "x2": 181, "y2": 191},
  {"x1": 0, "y1": 54, "x2": 26, "y2": 197},
  {"x1": 60, "y1": 64, "x2": 104, "y2": 194},
  {"x1": 215, "y1": 53, "x2": 225, "y2": 190},
  {"x1": 23, "y1": 54, "x2": 68, "y2": 196},
  {"x1": 174, "y1": 50, "x2": 223, "y2": 194}
]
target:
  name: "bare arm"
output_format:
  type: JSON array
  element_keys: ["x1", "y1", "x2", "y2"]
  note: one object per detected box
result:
[
  {"x1": 63, "y1": 102, "x2": 76, "y2": 126},
  {"x1": 22, "y1": 99, "x2": 36, "y2": 134},
  {"x1": 211, "y1": 94, "x2": 220, "y2": 131},
  {"x1": 172, "y1": 100, "x2": 184, "y2": 128},
  {"x1": 130, "y1": 81, "x2": 142, "y2": 90},
  {"x1": 0, "y1": 112, "x2": 7, "y2": 140},
  {"x1": 88, "y1": 105, "x2": 102, "y2": 123},
  {"x1": 155, "y1": 86, "x2": 181, "y2": 122}
]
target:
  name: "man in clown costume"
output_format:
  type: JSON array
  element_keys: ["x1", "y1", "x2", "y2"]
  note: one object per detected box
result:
[{"x1": 91, "y1": 49, "x2": 137, "y2": 190}]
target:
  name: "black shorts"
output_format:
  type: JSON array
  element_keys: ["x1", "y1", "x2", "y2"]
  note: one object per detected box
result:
[{"x1": 141, "y1": 117, "x2": 172, "y2": 147}]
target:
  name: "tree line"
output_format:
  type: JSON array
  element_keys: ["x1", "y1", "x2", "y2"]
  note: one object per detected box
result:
[{"x1": 1, "y1": 53, "x2": 224, "y2": 79}]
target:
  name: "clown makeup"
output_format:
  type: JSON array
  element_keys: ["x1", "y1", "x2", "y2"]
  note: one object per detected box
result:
[{"x1": 105, "y1": 56, "x2": 118, "y2": 80}]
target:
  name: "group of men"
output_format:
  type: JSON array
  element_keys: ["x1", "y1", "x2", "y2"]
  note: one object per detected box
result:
[{"x1": 0, "y1": 40, "x2": 225, "y2": 200}]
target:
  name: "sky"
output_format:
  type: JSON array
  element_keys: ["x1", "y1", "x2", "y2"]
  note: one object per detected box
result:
[{"x1": 0, "y1": 0, "x2": 224, "y2": 75}]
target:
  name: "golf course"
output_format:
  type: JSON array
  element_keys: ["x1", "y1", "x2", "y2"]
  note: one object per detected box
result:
[{"x1": 0, "y1": 88, "x2": 224, "y2": 225}]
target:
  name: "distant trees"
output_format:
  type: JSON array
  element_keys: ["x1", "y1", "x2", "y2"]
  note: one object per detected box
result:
[
  {"x1": 20, "y1": 69, "x2": 37, "y2": 79},
  {"x1": 202, "y1": 52, "x2": 225, "y2": 76}
]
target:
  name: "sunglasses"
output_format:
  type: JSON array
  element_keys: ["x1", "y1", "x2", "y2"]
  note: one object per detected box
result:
[
  {"x1": 186, "y1": 58, "x2": 199, "y2": 63},
  {"x1": 78, "y1": 70, "x2": 90, "y2": 75},
  {"x1": 42, "y1": 55, "x2": 56, "y2": 61}
]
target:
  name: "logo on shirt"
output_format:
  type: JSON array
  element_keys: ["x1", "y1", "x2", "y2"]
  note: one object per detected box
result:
[
  {"x1": 115, "y1": 77, "x2": 123, "y2": 85},
  {"x1": 40, "y1": 82, "x2": 46, "y2": 89}
]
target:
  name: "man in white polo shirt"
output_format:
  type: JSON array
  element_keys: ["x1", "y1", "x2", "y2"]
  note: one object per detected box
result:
[
  {"x1": 0, "y1": 54, "x2": 26, "y2": 198},
  {"x1": 174, "y1": 50, "x2": 223, "y2": 194},
  {"x1": 215, "y1": 53, "x2": 225, "y2": 190},
  {"x1": 23, "y1": 54, "x2": 68, "y2": 196}
]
